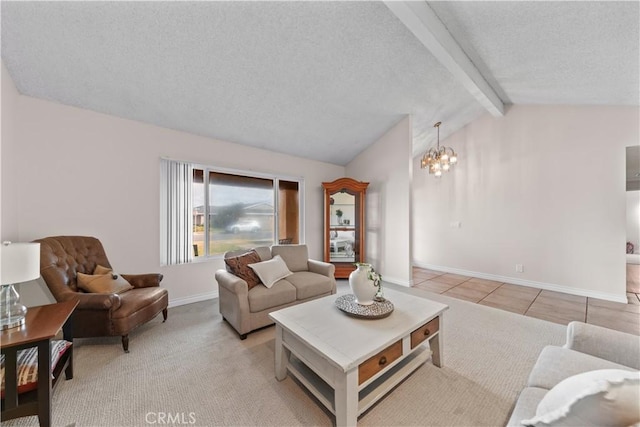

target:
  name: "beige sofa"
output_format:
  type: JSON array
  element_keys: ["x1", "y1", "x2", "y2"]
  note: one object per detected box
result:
[
  {"x1": 507, "y1": 321, "x2": 640, "y2": 426},
  {"x1": 215, "y1": 244, "x2": 336, "y2": 339}
]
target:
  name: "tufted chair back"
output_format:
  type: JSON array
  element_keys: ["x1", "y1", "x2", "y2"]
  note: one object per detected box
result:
[{"x1": 35, "y1": 236, "x2": 112, "y2": 299}]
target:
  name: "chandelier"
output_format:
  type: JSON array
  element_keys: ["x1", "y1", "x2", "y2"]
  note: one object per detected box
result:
[{"x1": 420, "y1": 121, "x2": 458, "y2": 177}]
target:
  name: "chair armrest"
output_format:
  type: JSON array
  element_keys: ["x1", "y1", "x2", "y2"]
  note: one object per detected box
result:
[
  {"x1": 61, "y1": 291, "x2": 122, "y2": 311},
  {"x1": 121, "y1": 273, "x2": 163, "y2": 288},
  {"x1": 308, "y1": 259, "x2": 335, "y2": 278},
  {"x1": 215, "y1": 270, "x2": 249, "y2": 296},
  {"x1": 564, "y1": 321, "x2": 640, "y2": 369}
]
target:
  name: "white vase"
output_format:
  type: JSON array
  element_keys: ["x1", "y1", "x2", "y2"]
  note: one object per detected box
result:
[{"x1": 349, "y1": 264, "x2": 377, "y2": 305}]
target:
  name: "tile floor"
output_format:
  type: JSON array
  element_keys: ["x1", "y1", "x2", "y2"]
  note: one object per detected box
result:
[{"x1": 412, "y1": 266, "x2": 640, "y2": 336}]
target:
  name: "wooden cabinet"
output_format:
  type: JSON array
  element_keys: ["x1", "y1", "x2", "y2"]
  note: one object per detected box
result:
[{"x1": 322, "y1": 177, "x2": 369, "y2": 278}]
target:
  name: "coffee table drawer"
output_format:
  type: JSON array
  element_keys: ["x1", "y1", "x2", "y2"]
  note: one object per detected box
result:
[
  {"x1": 358, "y1": 340, "x2": 402, "y2": 385},
  {"x1": 411, "y1": 316, "x2": 439, "y2": 349}
]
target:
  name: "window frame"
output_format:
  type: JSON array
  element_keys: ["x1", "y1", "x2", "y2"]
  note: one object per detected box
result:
[{"x1": 192, "y1": 163, "x2": 305, "y2": 261}]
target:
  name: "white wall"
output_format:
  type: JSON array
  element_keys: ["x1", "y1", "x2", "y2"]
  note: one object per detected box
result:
[
  {"x1": 627, "y1": 191, "x2": 640, "y2": 252},
  {"x1": 1, "y1": 63, "x2": 21, "y2": 244},
  {"x1": 1, "y1": 68, "x2": 344, "y2": 307},
  {"x1": 346, "y1": 116, "x2": 412, "y2": 286},
  {"x1": 1, "y1": 62, "x2": 21, "y2": 295},
  {"x1": 412, "y1": 105, "x2": 639, "y2": 302}
]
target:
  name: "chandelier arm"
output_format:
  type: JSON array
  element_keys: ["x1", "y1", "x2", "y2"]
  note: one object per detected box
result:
[{"x1": 421, "y1": 121, "x2": 457, "y2": 175}]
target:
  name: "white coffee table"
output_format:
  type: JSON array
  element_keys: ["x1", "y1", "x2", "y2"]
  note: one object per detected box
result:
[{"x1": 269, "y1": 288, "x2": 448, "y2": 426}]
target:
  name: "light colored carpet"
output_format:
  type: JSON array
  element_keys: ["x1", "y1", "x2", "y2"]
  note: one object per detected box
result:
[{"x1": 3, "y1": 282, "x2": 565, "y2": 426}]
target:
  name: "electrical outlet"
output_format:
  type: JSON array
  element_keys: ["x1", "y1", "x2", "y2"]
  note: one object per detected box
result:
[{"x1": 515, "y1": 264, "x2": 524, "y2": 273}]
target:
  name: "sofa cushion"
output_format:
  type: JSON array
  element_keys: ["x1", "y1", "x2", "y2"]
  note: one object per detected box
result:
[
  {"x1": 505, "y1": 387, "x2": 547, "y2": 427},
  {"x1": 248, "y1": 280, "x2": 296, "y2": 313},
  {"x1": 285, "y1": 271, "x2": 334, "y2": 300},
  {"x1": 271, "y1": 245, "x2": 309, "y2": 272},
  {"x1": 254, "y1": 247, "x2": 272, "y2": 261},
  {"x1": 226, "y1": 247, "x2": 272, "y2": 262},
  {"x1": 112, "y1": 287, "x2": 169, "y2": 319},
  {"x1": 528, "y1": 346, "x2": 634, "y2": 390},
  {"x1": 77, "y1": 272, "x2": 133, "y2": 294},
  {"x1": 522, "y1": 369, "x2": 640, "y2": 427},
  {"x1": 224, "y1": 250, "x2": 262, "y2": 290}
]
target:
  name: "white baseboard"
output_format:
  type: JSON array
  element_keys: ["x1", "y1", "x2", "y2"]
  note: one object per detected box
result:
[
  {"x1": 412, "y1": 261, "x2": 627, "y2": 304},
  {"x1": 168, "y1": 291, "x2": 218, "y2": 308}
]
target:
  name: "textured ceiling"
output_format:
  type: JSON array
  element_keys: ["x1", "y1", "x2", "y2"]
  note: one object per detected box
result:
[
  {"x1": 1, "y1": 1, "x2": 638, "y2": 165},
  {"x1": 429, "y1": 1, "x2": 640, "y2": 106}
]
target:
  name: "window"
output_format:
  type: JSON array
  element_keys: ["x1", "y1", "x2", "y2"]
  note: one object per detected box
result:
[{"x1": 191, "y1": 166, "x2": 303, "y2": 259}]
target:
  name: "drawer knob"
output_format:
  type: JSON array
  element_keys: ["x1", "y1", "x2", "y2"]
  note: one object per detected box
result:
[
  {"x1": 378, "y1": 356, "x2": 387, "y2": 366},
  {"x1": 423, "y1": 329, "x2": 430, "y2": 336}
]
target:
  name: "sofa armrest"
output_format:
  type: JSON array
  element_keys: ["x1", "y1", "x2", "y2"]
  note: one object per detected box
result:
[
  {"x1": 308, "y1": 259, "x2": 335, "y2": 278},
  {"x1": 215, "y1": 270, "x2": 249, "y2": 296},
  {"x1": 61, "y1": 291, "x2": 122, "y2": 311},
  {"x1": 564, "y1": 321, "x2": 640, "y2": 369},
  {"x1": 308, "y1": 260, "x2": 336, "y2": 294},
  {"x1": 121, "y1": 273, "x2": 163, "y2": 288}
]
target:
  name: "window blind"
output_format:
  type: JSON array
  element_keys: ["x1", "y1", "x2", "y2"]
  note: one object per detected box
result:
[{"x1": 160, "y1": 159, "x2": 193, "y2": 265}]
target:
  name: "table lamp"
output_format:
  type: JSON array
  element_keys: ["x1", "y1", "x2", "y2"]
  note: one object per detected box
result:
[{"x1": 0, "y1": 241, "x2": 41, "y2": 330}]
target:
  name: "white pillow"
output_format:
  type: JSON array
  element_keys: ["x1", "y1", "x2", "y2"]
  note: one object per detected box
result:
[
  {"x1": 521, "y1": 369, "x2": 640, "y2": 427},
  {"x1": 248, "y1": 255, "x2": 292, "y2": 289}
]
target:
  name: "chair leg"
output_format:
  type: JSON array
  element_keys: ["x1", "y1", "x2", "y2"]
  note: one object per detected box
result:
[
  {"x1": 122, "y1": 335, "x2": 129, "y2": 353},
  {"x1": 162, "y1": 308, "x2": 168, "y2": 322}
]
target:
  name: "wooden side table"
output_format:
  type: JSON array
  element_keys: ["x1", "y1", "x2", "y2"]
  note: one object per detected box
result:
[{"x1": 1, "y1": 300, "x2": 77, "y2": 427}]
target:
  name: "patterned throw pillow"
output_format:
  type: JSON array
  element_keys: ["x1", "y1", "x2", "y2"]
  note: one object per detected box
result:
[
  {"x1": 224, "y1": 250, "x2": 263, "y2": 290},
  {"x1": 0, "y1": 340, "x2": 72, "y2": 397}
]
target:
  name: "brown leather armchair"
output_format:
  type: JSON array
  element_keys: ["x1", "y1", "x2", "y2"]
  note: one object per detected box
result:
[{"x1": 34, "y1": 236, "x2": 168, "y2": 352}]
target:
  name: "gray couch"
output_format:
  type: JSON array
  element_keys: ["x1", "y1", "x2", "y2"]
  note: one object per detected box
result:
[
  {"x1": 507, "y1": 321, "x2": 640, "y2": 426},
  {"x1": 215, "y1": 244, "x2": 336, "y2": 339}
]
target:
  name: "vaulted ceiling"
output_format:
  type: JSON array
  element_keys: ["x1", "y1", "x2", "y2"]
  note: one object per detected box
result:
[{"x1": 2, "y1": 1, "x2": 638, "y2": 165}]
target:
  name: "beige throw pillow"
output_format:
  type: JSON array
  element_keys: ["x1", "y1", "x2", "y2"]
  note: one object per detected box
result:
[
  {"x1": 93, "y1": 265, "x2": 112, "y2": 275},
  {"x1": 248, "y1": 255, "x2": 292, "y2": 288},
  {"x1": 77, "y1": 272, "x2": 133, "y2": 294}
]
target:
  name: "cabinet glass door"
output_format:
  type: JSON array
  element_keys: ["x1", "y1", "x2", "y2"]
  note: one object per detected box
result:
[
  {"x1": 329, "y1": 190, "x2": 356, "y2": 263},
  {"x1": 322, "y1": 178, "x2": 369, "y2": 279}
]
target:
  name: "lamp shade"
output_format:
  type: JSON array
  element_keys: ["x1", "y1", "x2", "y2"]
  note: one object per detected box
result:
[{"x1": 1, "y1": 242, "x2": 41, "y2": 285}]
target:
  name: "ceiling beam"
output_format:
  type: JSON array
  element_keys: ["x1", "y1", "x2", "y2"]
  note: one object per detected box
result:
[{"x1": 385, "y1": 1, "x2": 504, "y2": 117}]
